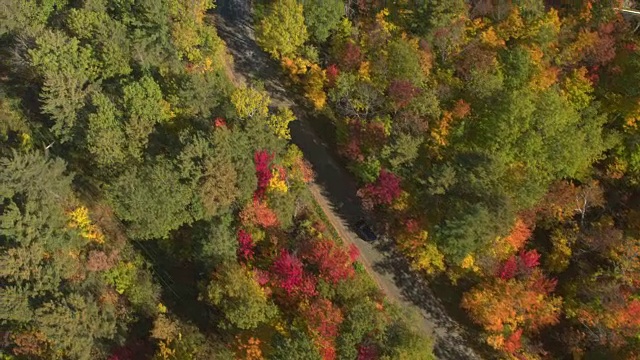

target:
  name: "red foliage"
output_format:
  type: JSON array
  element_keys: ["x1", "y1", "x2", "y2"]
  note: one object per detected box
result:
[
  {"x1": 306, "y1": 299, "x2": 343, "y2": 341},
  {"x1": 214, "y1": 117, "x2": 227, "y2": 128},
  {"x1": 624, "y1": 42, "x2": 637, "y2": 52},
  {"x1": 405, "y1": 218, "x2": 420, "y2": 234},
  {"x1": 348, "y1": 243, "x2": 360, "y2": 262},
  {"x1": 519, "y1": 249, "x2": 541, "y2": 269},
  {"x1": 237, "y1": 229, "x2": 255, "y2": 262},
  {"x1": 339, "y1": 137, "x2": 364, "y2": 162},
  {"x1": 503, "y1": 328, "x2": 523, "y2": 354},
  {"x1": 357, "y1": 343, "x2": 379, "y2": 360},
  {"x1": 357, "y1": 169, "x2": 402, "y2": 209},
  {"x1": 254, "y1": 150, "x2": 273, "y2": 199},
  {"x1": 451, "y1": 99, "x2": 471, "y2": 119},
  {"x1": 254, "y1": 269, "x2": 270, "y2": 287},
  {"x1": 499, "y1": 256, "x2": 518, "y2": 280},
  {"x1": 304, "y1": 298, "x2": 344, "y2": 359},
  {"x1": 271, "y1": 250, "x2": 316, "y2": 298},
  {"x1": 388, "y1": 80, "x2": 419, "y2": 109},
  {"x1": 530, "y1": 272, "x2": 558, "y2": 295},
  {"x1": 303, "y1": 239, "x2": 356, "y2": 284},
  {"x1": 326, "y1": 64, "x2": 340, "y2": 88},
  {"x1": 340, "y1": 41, "x2": 363, "y2": 71}
]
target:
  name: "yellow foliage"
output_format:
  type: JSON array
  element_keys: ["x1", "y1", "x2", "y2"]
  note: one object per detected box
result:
[
  {"x1": 231, "y1": 87, "x2": 270, "y2": 119},
  {"x1": 546, "y1": 228, "x2": 577, "y2": 273},
  {"x1": 486, "y1": 334, "x2": 505, "y2": 350},
  {"x1": 157, "y1": 303, "x2": 168, "y2": 314},
  {"x1": 497, "y1": 7, "x2": 525, "y2": 40},
  {"x1": 391, "y1": 190, "x2": 410, "y2": 211},
  {"x1": 431, "y1": 111, "x2": 454, "y2": 146},
  {"x1": 281, "y1": 56, "x2": 311, "y2": 81},
  {"x1": 375, "y1": 8, "x2": 397, "y2": 34},
  {"x1": 156, "y1": 340, "x2": 176, "y2": 360},
  {"x1": 412, "y1": 242, "x2": 445, "y2": 275},
  {"x1": 358, "y1": 61, "x2": 371, "y2": 82},
  {"x1": 268, "y1": 107, "x2": 296, "y2": 139},
  {"x1": 267, "y1": 169, "x2": 288, "y2": 193},
  {"x1": 304, "y1": 64, "x2": 326, "y2": 109},
  {"x1": 530, "y1": 66, "x2": 559, "y2": 91},
  {"x1": 67, "y1": 206, "x2": 105, "y2": 244},
  {"x1": 623, "y1": 99, "x2": 640, "y2": 129},
  {"x1": 20, "y1": 133, "x2": 32, "y2": 150},
  {"x1": 561, "y1": 67, "x2": 594, "y2": 110},
  {"x1": 460, "y1": 254, "x2": 480, "y2": 273},
  {"x1": 480, "y1": 27, "x2": 505, "y2": 48}
]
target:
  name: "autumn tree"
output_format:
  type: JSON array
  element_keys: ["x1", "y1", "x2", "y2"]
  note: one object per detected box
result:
[{"x1": 257, "y1": 0, "x2": 309, "y2": 59}]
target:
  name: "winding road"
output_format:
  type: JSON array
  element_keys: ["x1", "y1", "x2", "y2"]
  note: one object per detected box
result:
[{"x1": 214, "y1": 5, "x2": 487, "y2": 359}]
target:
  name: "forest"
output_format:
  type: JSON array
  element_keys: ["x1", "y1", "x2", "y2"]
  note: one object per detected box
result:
[
  {"x1": 0, "y1": 0, "x2": 639, "y2": 360},
  {"x1": 0, "y1": 0, "x2": 433, "y2": 359},
  {"x1": 251, "y1": 0, "x2": 640, "y2": 359}
]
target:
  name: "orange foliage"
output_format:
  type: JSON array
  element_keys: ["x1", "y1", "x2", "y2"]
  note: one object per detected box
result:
[
  {"x1": 504, "y1": 218, "x2": 532, "y2": 251},
  {"x1": 236, "y1": 336, "x2": 264, "y2": 360},
  {"x1": 240, "y1": 199, "x2": 279, "y2": 228},
  {"x1": 461, "y1": 270, "x2": 561, "y2": 352}
]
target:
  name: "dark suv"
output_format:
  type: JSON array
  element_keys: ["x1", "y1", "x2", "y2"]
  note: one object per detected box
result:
[{"x1": 355, "y1": 219, "x2": 378, "y2": 242}]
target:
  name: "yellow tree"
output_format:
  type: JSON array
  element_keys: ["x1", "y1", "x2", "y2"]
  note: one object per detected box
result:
[{"x1": 256, "y1": 0, "x2": 308, "y2": 59}]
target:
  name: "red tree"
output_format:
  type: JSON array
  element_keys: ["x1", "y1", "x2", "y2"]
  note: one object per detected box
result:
[
  {"x1": 357, "y1": 169, "x2": 402, "y2": 209},
  {"x1": 304, "y1": 299, "x2": 344, "y2": 360},
  {"x1": 503, "y1": 328, "x2": 523, "y2": 354},
  {"x1": 271, "y1": 250, "x2": 316, "y2": 298},
  {"x1": 357, "y1": 343, "x2": 379, "y2": 360},
  {"x1": 388, "y1": 80, "x2": 419, "y2": 109},
  {"x1": 303, "y1": 239, "x2": 356, "y2": 284},
  {"x1": 237, "y1": 229, "x2": 255, "y2": 262},
  {"x1": 326, "y1": 64, "x2": 340, "y2": 87},
  {"x1": 519, "y1": 249, "x2": 541, "y2": 269},
  {"x1": 340, "y1": 41, "x2": 362, "y2": 71},
  {"x1": 499, "y1": 256, "x2": 518, "y2": 280},
  {"x1": 254, "y1": 150, "x2": 273, "y2": 199}
]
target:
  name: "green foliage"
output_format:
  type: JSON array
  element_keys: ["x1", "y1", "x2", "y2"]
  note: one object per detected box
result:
[
  {"x1": 301, "y1": 0, "x2": 344, "y2": 43},
  {"x1": 29, "y1": 30, "x2": 99, "y2": 141},
  {"x1": 256, "y1": 0, "x2": 309, "y2": 59},
  {"x1": 66, "y1": 7, "x2": 132, "y2": 78},
  {"x1": 271, "y1": 327, "x2": 322, "y2": 360},
  {"x1": 35, "y1": 294, "x2": 117, "y2": 360},
  {"x1": 205, "y1": 263, "x2": 278, "y2": 330},
  {"x1": 107, "y1": 159, "x2": 195, "y2": 240},
  {"x1": 123, "y1": 76, "x2": 171, "y2": 160},
  {"x1": 86, "y1": 92, "x2": 128, "y2": 170}
]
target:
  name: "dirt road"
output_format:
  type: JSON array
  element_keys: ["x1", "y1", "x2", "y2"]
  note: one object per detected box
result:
[{"x1": 214, "y1": 7, "x2": 486, "y2": 359}]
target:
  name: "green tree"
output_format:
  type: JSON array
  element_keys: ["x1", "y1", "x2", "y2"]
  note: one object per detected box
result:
[
  {"x1": 86, "y1": 92, "x2": 127, "y2": 170},
  {"x1": 107, "y1": 159, "x2": 195, "y2": 240},
  {"x1": 301, "y1": 0, "x2": 344, "y2": 43},
  {"x1": 256, "y1": 0, "x2": 309, "y2": 59},
  {"x1": 122, "y1": 76, "x2": 171, "y2": 161},
  {"x1": 271, "y1": 327, "x2": 322, "y2": 360},
  {"x1": 205, "y1": 263, "x2": 278, "y2": 330},
  {"x1": 29, "y1": 30, "x2": 99, "y2": 142},
  {"x1": 66, "y1": 7, "x2": 132, "y2": 79}
]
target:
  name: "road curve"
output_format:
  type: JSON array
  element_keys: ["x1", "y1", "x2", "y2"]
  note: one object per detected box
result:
[{"x1": 213, "y1": 7, "x2": 486, "y2": 360}]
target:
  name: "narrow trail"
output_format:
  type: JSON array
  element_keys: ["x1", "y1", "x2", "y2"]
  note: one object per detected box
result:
[{"x1": 214, "y1": 6, "x2": 487, "y2": 360}]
